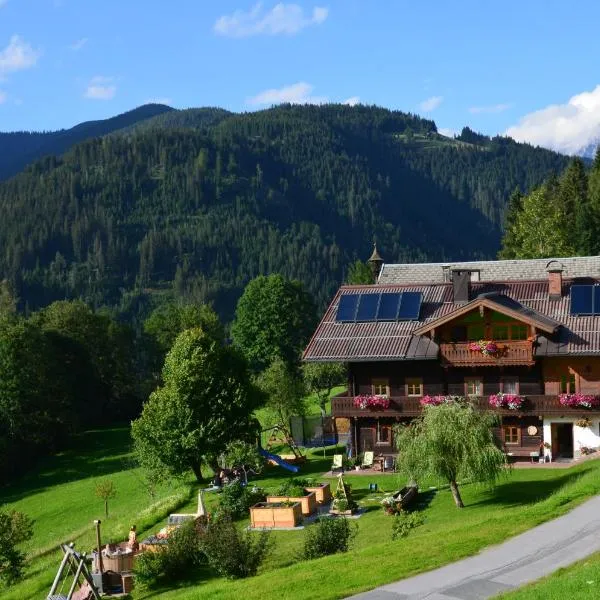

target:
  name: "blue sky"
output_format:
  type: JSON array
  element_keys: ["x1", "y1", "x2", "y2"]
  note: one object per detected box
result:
[{"x1": 2, "y1": 0, "x2": 600, "y2": 153}]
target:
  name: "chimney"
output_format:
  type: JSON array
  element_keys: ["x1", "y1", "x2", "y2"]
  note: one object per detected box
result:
[
  {"x1": 547, "y1": 267, "x2": 563, "y2": 298},
  {"x1": 367, "y1": 243, "x2": 384, "y2": 282},
  {"x1": 452, "y1": 270, "x2": 471, "y2": 304}
]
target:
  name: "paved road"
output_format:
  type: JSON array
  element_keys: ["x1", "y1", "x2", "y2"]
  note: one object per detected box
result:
[{"x1": 348, "y1": 494, "x2": 600, "y2": 600}]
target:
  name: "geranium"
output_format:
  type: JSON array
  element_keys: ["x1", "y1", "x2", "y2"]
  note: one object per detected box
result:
[
  {"x1": 420, "y1": 395, "x2": 462, "y2": 406},
  {"x1": 558, "y1": 394, "x2": 600, "y2": 409},
  {"x1": 353, "y1": 394, "x2": 391, "y2": 410},
  {"x1": 488, "y1": 393, "x2": 525, "y2": 410},
  {"x1": 468, "y1": 340, "x2": 498, "y2": 356}
]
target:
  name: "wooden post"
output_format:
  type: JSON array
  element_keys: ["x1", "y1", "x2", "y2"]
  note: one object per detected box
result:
[{"x1": 94, "y1": 520, "x2": 103, "y2": 574}]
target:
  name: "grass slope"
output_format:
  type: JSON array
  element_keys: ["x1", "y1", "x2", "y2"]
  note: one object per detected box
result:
[
  {"x1": 496, "y1": 552, "x2": 600, "y2": 599},
  {"x1": 3, "y1": 427, "x2": 600, "y2": 600}
]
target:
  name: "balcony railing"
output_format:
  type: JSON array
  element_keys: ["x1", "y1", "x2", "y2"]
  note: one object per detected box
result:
[
  {"x1": 331, "y1": 394, "x2": 600, "y2": 418},
  {"x1": 439, "y1": 340, "x2": 534, "y2": 366}
]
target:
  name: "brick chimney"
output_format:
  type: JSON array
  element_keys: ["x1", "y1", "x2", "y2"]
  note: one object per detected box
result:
[
  {"x1": 452, "y1": 270, "x2": 471, "y2": 304},
  {"x1": 546, "y1": 261, "x2": 564, "y2": 299}
]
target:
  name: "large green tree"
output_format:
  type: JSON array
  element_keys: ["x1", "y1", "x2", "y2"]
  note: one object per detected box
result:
[
  {"x1": 498, "y1": 189, "x2": 524, "y2": 259},
  {"x1": 131, "y1": 328, "x2": 262, "y2": 481},
  {"x1": 395, "y1": 402, "x2": 506, "y2": 508},
  {"x1": 346, "y1": 260, "x2": 373, "y2": 285},
  {"x1": 231, "y1": 275, "x2": 316, "y2": 372}
]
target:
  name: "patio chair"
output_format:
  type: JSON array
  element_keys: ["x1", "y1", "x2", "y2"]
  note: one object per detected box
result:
[
  {"x1": 383, "y1": 456, "x2": 395, "y2": 472},
  {"x1": 331, "y1": 454, "x2": 344, "y2": 474},
  {"x1": 361, "y1": 451, "x2": 374, "y2": 469}
]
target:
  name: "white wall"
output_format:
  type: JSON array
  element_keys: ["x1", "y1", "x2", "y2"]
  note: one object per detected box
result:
[{"x1": 542, "y1": 417, "x2": 600, "y2": 457}]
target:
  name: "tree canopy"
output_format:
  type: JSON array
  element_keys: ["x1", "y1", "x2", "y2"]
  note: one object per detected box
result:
[
  {"x1": 231, "y1": 274, "x2": 316, "y2": 371},
  {"x1": 131, "y1": 328, "x2": 262, "y2": 481},
  {"x1": 395, "y1": 402, "x2": 506, "y2": 508}
]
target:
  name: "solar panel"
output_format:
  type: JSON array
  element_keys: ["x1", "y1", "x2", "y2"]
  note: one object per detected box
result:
[
  {"x1": 397, "y1": 292, "x2": 423, "y2": 320},
  {"x1": 336, "y1": 294, "x2": 359, "y2": 321},
  {"x1": 570, "y1": 285, "x2": 594, "y2": 315},
  {"x1": 377, "y1": 292, "x2": 401, "y2": 320},
  {"x1": 356, "y1": 293, "x2": 380, "y2": 321}
]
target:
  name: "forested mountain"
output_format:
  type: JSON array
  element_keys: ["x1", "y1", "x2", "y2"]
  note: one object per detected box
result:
[
  {"x1": 0, "y1": 104, "x2": 570, "y2": 324},
  {"x1": 0, "y1": 103, "x2": 173, "y2": 180}
]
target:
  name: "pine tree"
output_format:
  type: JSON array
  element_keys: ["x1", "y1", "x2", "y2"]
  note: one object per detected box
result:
[{"x1": 498, "y1": 189, "x2": 524, "y2": 259}]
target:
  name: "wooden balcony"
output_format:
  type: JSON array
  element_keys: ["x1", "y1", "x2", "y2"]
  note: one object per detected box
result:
[
  {"x1": 331, "y1": 394, "x2": 600, "y2": 418},
  {"x1": 439, "y1": 340, "x2": 534, "y2": 367}
]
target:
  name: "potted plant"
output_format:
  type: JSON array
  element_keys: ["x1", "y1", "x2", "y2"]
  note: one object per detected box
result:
[
  {"x1": 488, "y1": 393, "x2": 525, "y2": 410},
  {"x1": 353, "y1": 394, "x2": 391, "y2": 410},
  {"x1": 266, "y1": 479, "x2": 317, "y2": 516},
  {"x1": 420, "y1": 395, "x2": 463, "y2": 407},
  {"x1": 559, "y1": 394, "x2": 600, "y2": 409},
  {"x1": 468, "y1": 339, "x2": 499, "y2": 356},
  {"x1": 575, "y1": 417, "x2": 592, "y2": 428}
]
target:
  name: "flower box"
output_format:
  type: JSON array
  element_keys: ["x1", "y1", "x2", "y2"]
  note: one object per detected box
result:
[
  {"x1": 266, "y1": 491, "x2": 317, "y2": 516},
  {"x1": 559, "y1": 394, "x2": 600, "y2": 409},
  {"x1": 250, "y1": 502, "x2": 302, "y2": 528},
  {"x1": 488, "y1": 393, "x2": 525, "y2": 410},
  {"x1": 468, "y1": 339, "x2": 499, "y2": 356},
  {"x1": 304, "y1": 483, "x2": 331, "y2": 504},
  {"x1": 353, "y1": 394, "x2": 391, "y2": 410},
  {"x1": 420, "y1": 395, "x2": 462, "y2": 407}
]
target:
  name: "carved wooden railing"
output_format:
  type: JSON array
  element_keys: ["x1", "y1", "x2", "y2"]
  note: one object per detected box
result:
[{"x1": 439, "y1": 340, "x2": 534, "y2": 366}]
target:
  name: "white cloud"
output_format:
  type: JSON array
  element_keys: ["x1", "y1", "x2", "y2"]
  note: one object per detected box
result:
[
  {"x1": 214, "y1": 3, "x2": 328, "y2": 37},
  {"x1": 418, "y1": 95, "x2": 443, "y2": 112},
  {"x1": 84, "y1": 76, "x2": 116, "y2": 100},
  {"x1": 0, "y1": 35, "x2": 40, "y2": 76},
  {"x1": 145, "y1": 97, "x2": 172, "y2": 105},
  {"x1": 69, "y1": 38, "x2": 88, "y2": 51},
  {"x1": 506, "y1": 85, "x2": 600, "y2": 155},
  {"x1": 0, "y1": 90, "x2": 7, "y2": 104},
  {"x1": 438, "y1": 127, "x2": 456, "y2": 138},
  {"x1": 469, "y1": 103, "x2": 513, "y2": 114},
  {"x1": 343, "y1": 96, "x2": 360, "y2": 106},
  {"x1": 247, "y1": 81, "x2": 327, "y2": 106}
]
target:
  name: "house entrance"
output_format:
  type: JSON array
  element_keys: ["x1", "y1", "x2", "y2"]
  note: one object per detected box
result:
[
  {"x1": 359, "y1": 427, "x2": 375, "y2": 452},
  {"x1": 550, "y1": 423, "x2": 574, "y2": 458}
]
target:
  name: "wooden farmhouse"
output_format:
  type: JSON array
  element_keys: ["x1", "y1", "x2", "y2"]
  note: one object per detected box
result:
[{"x1": 303, "y1": 251, "x2": 600, "y2": 461}]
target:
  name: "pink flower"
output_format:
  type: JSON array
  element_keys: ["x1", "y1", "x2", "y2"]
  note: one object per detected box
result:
[
  {"x1": 353, "y1": 394, "x2": 391, "y2": 410},
  {"x1": 489, "y1": 393, "x2": 524, "y2": 410},
  {"x1": 558, "y1": 394, "x2": 600, "y2": 409}
]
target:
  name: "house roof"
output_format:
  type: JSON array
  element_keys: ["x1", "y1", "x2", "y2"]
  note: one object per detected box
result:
[
  {"x1": 378, "y1": 256, "x2": 600, "y2": 285},
  {"x1": 303, "y1": 271, "x2": 600, "y2": 362}
]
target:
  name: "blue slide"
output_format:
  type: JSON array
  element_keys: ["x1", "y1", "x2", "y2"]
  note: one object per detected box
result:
[{"x1": 258, "y1": 448, "x2": 299, "y2": 473}]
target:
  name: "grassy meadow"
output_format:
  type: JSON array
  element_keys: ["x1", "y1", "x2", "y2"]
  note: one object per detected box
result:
[{"x1": 2, "y1": 421, "x2": 600, "y2": 600}]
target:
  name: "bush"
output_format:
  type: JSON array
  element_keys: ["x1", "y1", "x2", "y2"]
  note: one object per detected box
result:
[
  {"x1": 0, "y1": 509, "x2": 34, "y2": 585},
  {"x1": 391, "y1": 510, "x2": 424, "y2": 540},
  {"x1": 275, "y1": 478, "x2": 311, "y2": 497},
  {"x1": 302, "y1": 516, "x2": 356, "y2": 560},
  {"x1": 218, "y1": 481, "x2": 266, "y2": 519},
  {"x1": 200, "y1": 514, "x2": 271, "y2": 579},
  {"x1": 134, "y1": 520, "x2": 205, "y2": 588}
]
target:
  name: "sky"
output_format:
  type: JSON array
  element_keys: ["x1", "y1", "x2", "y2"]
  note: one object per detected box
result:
[{"x1": 2, "y1": 0, "x2": 600, "y2": 154}]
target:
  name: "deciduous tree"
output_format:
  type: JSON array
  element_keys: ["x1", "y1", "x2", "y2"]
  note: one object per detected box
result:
[
  {"x1": 302, "y1": 362, "x2": 346, "y2": 416},
  {"x1": 395, "y1": 402, "x2": 506, "y2": 508},
  {"x1": 0, "y1": 509, "x2": 34, "y2": 585}
]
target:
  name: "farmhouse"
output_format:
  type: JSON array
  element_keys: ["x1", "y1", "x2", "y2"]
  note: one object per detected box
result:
[{"x1": 303, "y1": 250, "x2": 600, "y2": 461}]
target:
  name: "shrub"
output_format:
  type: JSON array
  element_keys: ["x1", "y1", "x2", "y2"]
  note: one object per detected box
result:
[
  {"x1": 134, "y1": 520, "x2": 205, "y2": 588},
  {"x1": 302, "y1": 517, "x2": 356, "y2": 560},
  {"x1": 391, "y1": 510, "x2": 424, "y2": 540},
  {"x1": 218, "y1": 481, "x2": 266, "y2": 519},
  {"x1": 200, "y1": 514, "x2": 271, "y2": 579},
  {"x1": 0, "y1": 509, "x2": 34, "y2": 585},
  {"x1": 275, "y1": 478, "x2": 311, "y2": 497}
]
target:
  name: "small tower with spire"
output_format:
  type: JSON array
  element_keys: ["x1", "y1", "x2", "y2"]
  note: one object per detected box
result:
[{"x1": 367, "y1": 243, "x2": 384, "y2": 282}]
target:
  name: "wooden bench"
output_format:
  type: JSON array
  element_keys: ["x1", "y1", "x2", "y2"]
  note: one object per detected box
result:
[{"x1": 505, "y1": 448, "x2": 542, "y2": 462}]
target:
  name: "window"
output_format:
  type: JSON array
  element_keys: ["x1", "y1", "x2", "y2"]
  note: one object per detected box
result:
[
  {"x1": 503, "y1": 426, "x2": 520, "y2": 445},
  {"x1": 511, "y1": 324, "x2": 528, "y2": 340},
  {"x1": 468, "y1": 325, "x2": 485, "y2": 340},
  {"x1": 377, "y1": 424, "x2": 392, "y2": 444},
  {"x1": 501, "y1": 377, "x2": 519, "y2": 394},
  {"x1": 560, "y1": 373, "x2": 577, "y2": 394},
  {"x1": 372, "y1": 378, "x2": 389, "y2": 396},
  {"x1": 406, "y1": 378, "x2": 423, "y2": 396},
  {"x1": 465, "y1": 378, "x2": 483, "y2": 396},
  {"x1": 492, "y1": 325, "x2": 509, "y2": 340}
]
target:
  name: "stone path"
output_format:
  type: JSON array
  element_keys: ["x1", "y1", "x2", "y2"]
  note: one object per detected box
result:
[{"x1": 348, "y1": 494, "x2": 600, "y2": 600}]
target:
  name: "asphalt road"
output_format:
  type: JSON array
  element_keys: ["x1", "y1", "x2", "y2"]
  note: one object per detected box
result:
[{"x1": 348, "y1": 494, "x2": 600, "y2": 600}]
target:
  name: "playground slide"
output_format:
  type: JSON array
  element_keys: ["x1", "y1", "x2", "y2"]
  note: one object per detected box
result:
[{"x1": 258, "y1": 448, "x2": 299, "y2": 473}]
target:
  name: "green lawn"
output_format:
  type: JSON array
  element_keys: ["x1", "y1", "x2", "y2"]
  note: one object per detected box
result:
[
  {"x1": 3, "y1": 427, "x2": 600, "y2": 600},
  {"x1": 496, "y1": 552, "x2": 600, "y2": 599}
]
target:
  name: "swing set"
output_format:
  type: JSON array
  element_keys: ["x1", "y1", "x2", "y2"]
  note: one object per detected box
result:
[{"x1": 47, "y1": 543, "x2": 100, "y2": 600}]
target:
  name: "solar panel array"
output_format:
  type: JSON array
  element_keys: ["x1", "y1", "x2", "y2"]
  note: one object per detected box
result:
[
  {"x1": 570, "y1": 285, "x2": 600, "y2": 315},
  {"x1": 336, "y1": 291, "x2": 423, "y2": 322}
]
